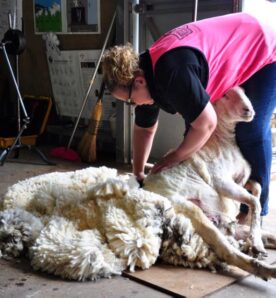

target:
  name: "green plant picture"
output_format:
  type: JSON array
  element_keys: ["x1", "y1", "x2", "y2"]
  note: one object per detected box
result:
[{"x1": 34, "y1": 0, "x2": 62, "y2": 32}]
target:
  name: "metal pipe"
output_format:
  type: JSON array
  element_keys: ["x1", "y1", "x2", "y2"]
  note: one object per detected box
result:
[
  {"x1": 123, "y1": 0, "x2": 129, "y2": 43},
  {"x1": 193, "y1": 0, "x2": 199, "y2": 22},
  {"x1": 67, "y1": 11, "x2": 116, "y2": 150},
  {"x1": 132, "y1": 0, "x2": 139, "y2": 52},
  {"x1": 126, "y1": 0, "x2": 140, "y2": 163},
  {"x1": 233, "y1": 0, "x2": 242, "y2": 12},
  {"x1": 2, "y1": 43, "x2": 28, "y2": 118}
]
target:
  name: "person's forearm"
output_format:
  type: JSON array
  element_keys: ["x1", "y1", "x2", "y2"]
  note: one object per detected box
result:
[
  {"x1": 176, "y1": 102, "x2": 217, "y2": 160},
  {"x1": 151, "y1": 102, "x2": 217, "y2": 173},
  {"x1": 133, "y1": 122, "x2": 158, "y2": 179},
  {"x1": 151, "y1": 123, "x2": 215, "y2": 174},
  {"x1": 175, "y1": 124, "x2": 214, "y2": 160}
]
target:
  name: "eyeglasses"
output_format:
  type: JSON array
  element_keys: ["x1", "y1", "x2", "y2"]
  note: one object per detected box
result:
[{"x1": 125, "y1": 81, "x2": 135, "y2": 106}]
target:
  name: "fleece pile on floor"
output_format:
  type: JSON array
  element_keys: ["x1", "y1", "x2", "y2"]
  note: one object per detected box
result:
[{"x1": 0, "y1": 166, "x2": 229, "y2": 280}]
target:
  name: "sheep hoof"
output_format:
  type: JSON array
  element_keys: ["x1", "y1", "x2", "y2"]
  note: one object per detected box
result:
[{"x1": 252, "y1": 245, "x2": 267, "y2": 258}]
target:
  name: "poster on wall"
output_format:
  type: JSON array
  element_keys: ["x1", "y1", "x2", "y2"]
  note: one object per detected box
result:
[
  {"x1": 34, "y1": 0, "x2": 101, "y2": 34},
  {"x1": 34, "y1": 0, "x2": 62, "y2": 33}
]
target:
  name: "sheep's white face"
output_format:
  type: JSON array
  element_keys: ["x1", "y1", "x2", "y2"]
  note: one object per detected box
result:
[{"x1": 214, "y1": 86, "x2": 255, "y2": 123}]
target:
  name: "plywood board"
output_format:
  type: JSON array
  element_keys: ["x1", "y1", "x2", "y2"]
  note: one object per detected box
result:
[{"x1": 124, "y1": 250, "x2": 276, "y2": 298}]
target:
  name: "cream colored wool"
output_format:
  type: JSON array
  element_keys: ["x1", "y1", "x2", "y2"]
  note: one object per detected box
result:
[
  {"x1": 160, "y1": 214, "x2": 219, "y2": 270},
  {"x1": 30, "y1": 217, "x2": 125, "y2": 281},
  {"x1": 99, "y1": 189, "x2": 170, "y2": 271},
  {"x1": 0, "y1": 208, "x2": 43, "y2": 257},
  {"x1": 0, "y1": 169, "x2": 173, "y2": 280},
  {"x1": 2, "y1": 166, "x2": 118, "y2": 211}
]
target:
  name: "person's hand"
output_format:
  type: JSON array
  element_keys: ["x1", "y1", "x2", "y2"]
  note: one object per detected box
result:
[
  {"x1": 135, "y1": 171, "x2": 145, "y2": 187},
  {"x1": 151, "y1": 149, "x2": 182, "y2": 174}
]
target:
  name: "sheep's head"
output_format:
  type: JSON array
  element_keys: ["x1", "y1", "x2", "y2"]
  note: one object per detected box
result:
[{"x1": 213, "y1": 86, "x2": 255, "y2": 123}]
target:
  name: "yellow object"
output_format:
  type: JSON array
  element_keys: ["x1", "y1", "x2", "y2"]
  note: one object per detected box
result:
[
  {"x1": 0, "y1": 95, "x2": 52, "y2": 149},
  {"x1": 78, "y1": 82, "x2": 105, "y2": 162},
  {"x1": 78, "y1": 99, "x2": 103, "y2": 162}
]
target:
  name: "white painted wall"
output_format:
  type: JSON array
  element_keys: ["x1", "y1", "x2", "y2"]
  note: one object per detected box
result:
[{"x1": 150, "y1": 111, "x2": 185, "y2": 162}]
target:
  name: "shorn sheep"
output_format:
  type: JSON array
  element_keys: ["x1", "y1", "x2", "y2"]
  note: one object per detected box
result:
[
  {"x1": 144, "y1": 86, "x2": 267, "y2": 255},
  {"x1": 1, "y1": 87, "x2": 276, "y2": 282}
]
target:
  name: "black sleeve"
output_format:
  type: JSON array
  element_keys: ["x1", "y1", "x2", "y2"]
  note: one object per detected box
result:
[
  {"x1": 169, "y1": 65, "x2": 210, "y2": 123},
  {"x1": 135, "y1": 103, "x2": 160, "y2": 128},
  {"x1": 154, "y1": 48, "x2": 210, "y2": 124}
]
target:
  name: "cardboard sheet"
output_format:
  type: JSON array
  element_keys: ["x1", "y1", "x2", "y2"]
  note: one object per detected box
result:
[{"x1": 124, "y1": 250, "x2": 276, "y2": 298}]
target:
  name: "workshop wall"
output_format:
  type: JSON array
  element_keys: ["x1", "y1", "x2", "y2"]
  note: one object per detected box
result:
[{"x1": 19, "y1": 0, "x2": 117, "y2": 98}]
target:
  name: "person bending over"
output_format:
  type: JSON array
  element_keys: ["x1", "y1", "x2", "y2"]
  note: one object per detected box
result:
[{"x1": 101, "y1": 9, "x2": 276, "y2": 222}]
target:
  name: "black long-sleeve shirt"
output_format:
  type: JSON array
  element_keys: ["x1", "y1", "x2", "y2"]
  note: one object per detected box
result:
[{"x1": 135, "y1": 47, "x2": 210, "y2": 128}]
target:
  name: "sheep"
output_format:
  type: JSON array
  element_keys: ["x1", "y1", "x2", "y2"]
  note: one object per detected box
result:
[
  {"x1": 1, "y1": 87, "x2": 276, "y2": 281},
  {"x1": 143, "y1": 86, "x2": 268, "y2": 263},
  {"x1": 1, "y1": 167, "x2": 276, "y2": 281},
  {"x1": 49, "y1": 3, "x2": 60, "y2": 16}
]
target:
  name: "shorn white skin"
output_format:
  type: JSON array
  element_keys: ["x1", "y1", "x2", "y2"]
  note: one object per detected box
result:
[{"x1": 144, "y1": 86, "x2": 267, "y2": 261}]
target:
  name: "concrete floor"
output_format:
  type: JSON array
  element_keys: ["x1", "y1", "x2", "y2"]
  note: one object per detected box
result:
[{"x1": 0, "y1": 146, "x2": 276, "y2": 297}]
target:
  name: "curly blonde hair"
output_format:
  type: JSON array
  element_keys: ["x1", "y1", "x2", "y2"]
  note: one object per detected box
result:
[{"x1": 101, "y1": 43, "x2": 140, "y2": 91}]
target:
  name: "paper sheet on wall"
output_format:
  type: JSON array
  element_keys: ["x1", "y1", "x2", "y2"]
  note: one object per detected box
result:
[
  {"x1": 0, "y1": 0, "x2": 22, "y2": 39},
  {"x1": 78, "y1": 50, "x2": 115, "y2": 121},
  {"x1": 47, "y1": 50, "x2": 84, "y2": 117},
  {"x1": 46, "y1": 49, "x2": 116, "y2": 124}
]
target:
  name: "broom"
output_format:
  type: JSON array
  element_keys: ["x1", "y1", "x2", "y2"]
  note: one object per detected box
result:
[{"x1": 78, "y1": 81, "x2": 105, "y2": 162}]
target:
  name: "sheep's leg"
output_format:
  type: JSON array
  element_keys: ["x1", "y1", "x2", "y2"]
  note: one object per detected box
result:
[
  {"x1": 236, "y1": 180, "x2": 262, "y2": 225},
  {"x1": 236, "y1": 224, "x2": 276, "y2": 249},
  {"x1": 244, "y1": 180, "x2": 262, "y2": 198},
  {"x1": 261, "y1": 231, "x2": 276, "y2": 249},
  {"x1": 243, "y1": 180, "x2": 264, "y2": 253},
  {"x1": 213, "y1": 178, "x2": 264, "y2": 254},
  {"x1": 173, "y1": 198, "x2": 276, "y2": 279}
]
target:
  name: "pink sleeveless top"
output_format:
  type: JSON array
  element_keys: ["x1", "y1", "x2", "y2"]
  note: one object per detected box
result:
[{"x1": 149, "y1": 13, "x2": 276, "y2": 102}]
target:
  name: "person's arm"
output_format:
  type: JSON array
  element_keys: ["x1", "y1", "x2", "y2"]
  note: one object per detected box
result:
[
  {"x1": 151, "y1": 102, "x2": 217, "y2": 173},
  {"x1": 133, "y1": 121, "x2": 158, "y2": 180}
]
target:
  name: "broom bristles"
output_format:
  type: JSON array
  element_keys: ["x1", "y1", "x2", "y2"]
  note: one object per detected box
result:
[
  {"x1": 78, "y1": 132, "x2": 97, "y2": 162},
  {"x1": 78, "y1": 100, "x2": 102, "y2": 162}
]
